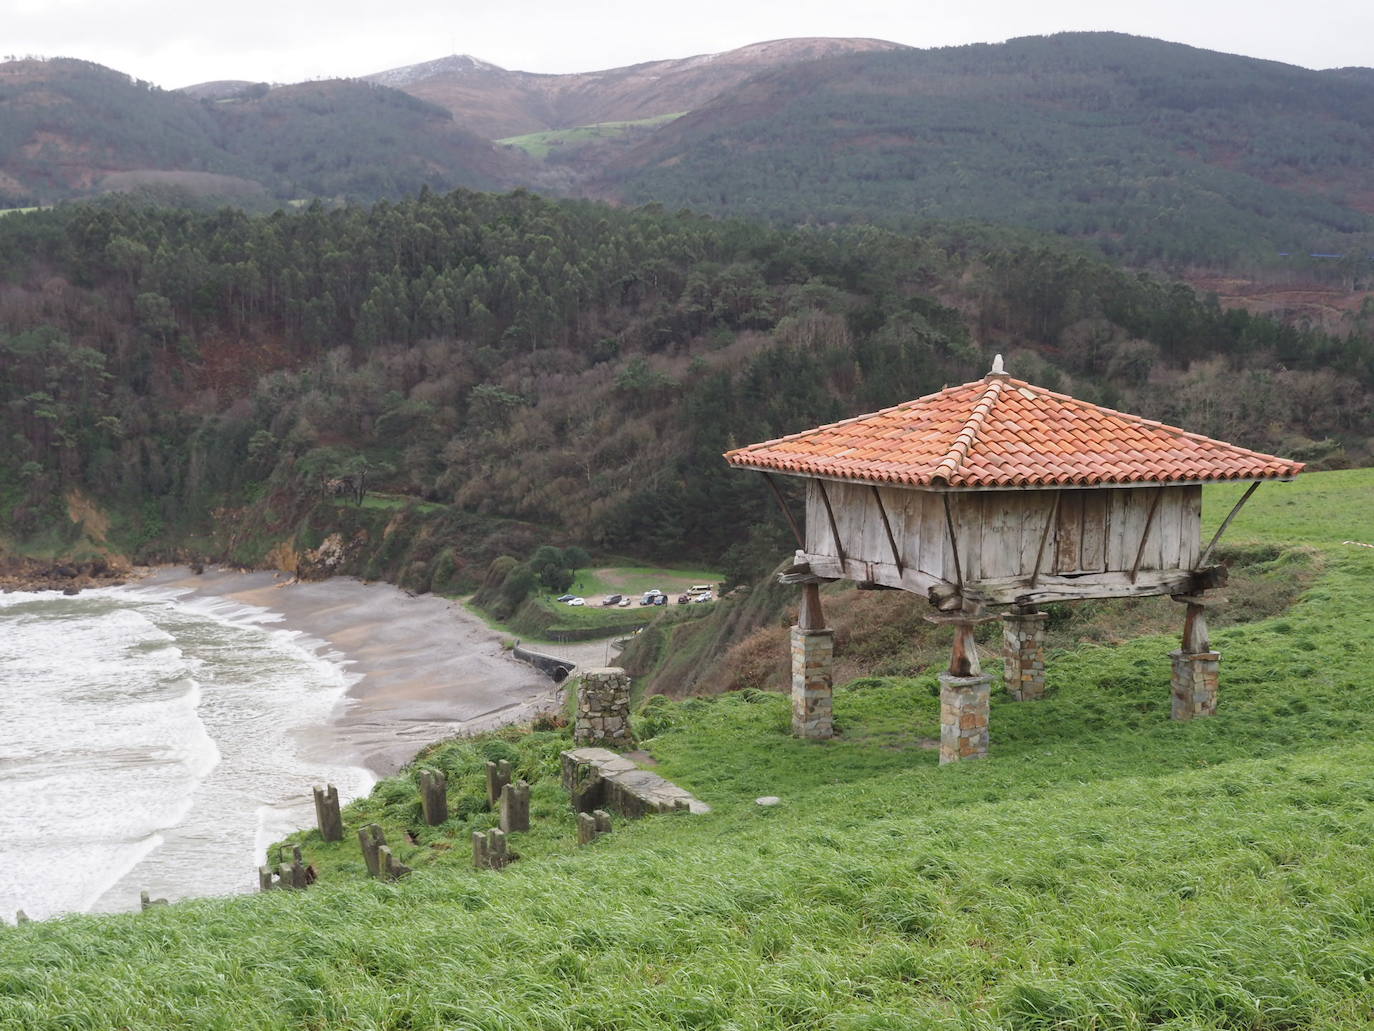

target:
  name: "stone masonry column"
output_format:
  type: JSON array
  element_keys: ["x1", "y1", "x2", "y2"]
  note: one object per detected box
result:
[
  {"x1": 939, "y1": 673, "x2": 991, "y2": 763},
  {"x1": 791, "y1": 626, "x2": 835, "y2": 738},
  {"x1": 928, "y1": 612, "x2": 996, "y2": 763},
  {"x1": 575, "y1": 667, "x2": 635, "y2": 749},
  {"x1": 1002, "y1": 606, "x2": 1049, "y2": 701},
  {"x1": 1170, "y1": 596, "x2": 1220, "y2": 720}
]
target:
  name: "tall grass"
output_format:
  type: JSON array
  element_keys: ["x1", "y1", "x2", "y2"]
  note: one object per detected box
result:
[{"x1": 3, "y1": 471, "x2": 1372, "y2": 1030}]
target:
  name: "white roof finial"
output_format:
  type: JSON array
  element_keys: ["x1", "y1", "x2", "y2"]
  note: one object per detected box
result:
[{"x1": 990, "y1": 353, "x2": 1005, "y2": 376}]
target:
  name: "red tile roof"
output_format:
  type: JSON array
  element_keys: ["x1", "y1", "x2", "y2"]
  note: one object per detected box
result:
[{"x1": 724, "y1": 371, "x2": 1303, "y2": 488}]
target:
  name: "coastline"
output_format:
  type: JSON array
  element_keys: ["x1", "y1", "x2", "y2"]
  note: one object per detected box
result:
[{"x1": 138, "y1": 566, "x2": 564, "y2": 776}]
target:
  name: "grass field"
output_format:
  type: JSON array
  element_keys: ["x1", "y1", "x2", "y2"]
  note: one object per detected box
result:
[
  {"x1": 3, "y1": 470, "x2": 1373, "y2": 1029},
  {"x1": 571, "y1": 564, "x2": 724, "y2": 600},
  {"x1": 498, "y1": 113, "x2": 686, "y2": 159}
]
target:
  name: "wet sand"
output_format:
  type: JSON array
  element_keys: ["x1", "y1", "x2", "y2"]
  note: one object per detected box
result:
[{"x1": 140, "y1": 567, "x2": 565, "y2": 775}]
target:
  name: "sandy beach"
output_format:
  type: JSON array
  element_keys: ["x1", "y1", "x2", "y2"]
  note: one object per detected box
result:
[{"x1": 140, "y1": 566, "x2": 573, "y2": 775}]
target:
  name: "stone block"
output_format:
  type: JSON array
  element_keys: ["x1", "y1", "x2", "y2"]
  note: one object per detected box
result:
[
  {"x1": 1171, "y1": 649, "x2": 1221, "y2": 720},
  {"x1": 791, "y1": 626, "x2": 835, "y2": 739},
  {"x1": 575, "y1": 667, "x2": 636, "y2": 749},
  {"x1": 1002, "y1": 610, "x2": 1048, "y2": 702}
]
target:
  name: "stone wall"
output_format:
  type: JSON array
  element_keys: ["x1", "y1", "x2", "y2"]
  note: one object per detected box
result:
[
  {"x1": 791, "y1": 627, "x2": 835, "y2": 739},
  {"x1": 1002, "y1": 609, "x2": 1048, "y2": 701}
]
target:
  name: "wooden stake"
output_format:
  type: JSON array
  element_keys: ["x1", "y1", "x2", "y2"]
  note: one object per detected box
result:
[
  {"x1": 760, "y1": 472, "x2": 806, "y2": 550},
  {"x1": 815, "y1": 479, "x2": 847, "y2": 567},
  {"x1": 1129, "y1": 487, "x2": 1165, "y2": 584},
  {"x1": 1196, "y1": 481, "x2": 1261, "y2": 569},
  {"x1": 869, "y1": 485, "x2": 904, "y2": 573}
]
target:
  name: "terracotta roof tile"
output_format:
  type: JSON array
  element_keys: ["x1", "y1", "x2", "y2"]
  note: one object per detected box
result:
[{"x1": 724, "y1": 372, "x2": 1303, "y2": 488}]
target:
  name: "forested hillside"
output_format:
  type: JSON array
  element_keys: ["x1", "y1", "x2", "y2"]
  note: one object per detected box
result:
[
  {"x1": 0, "y1": 59, "x2": 519, "y2": 207},
  {"x1": 602, "y1": 33, "x2": 1374, "y2": 267},
  {"x1": 0, "y1": 191, "x2": 1367, "y2": 576}
]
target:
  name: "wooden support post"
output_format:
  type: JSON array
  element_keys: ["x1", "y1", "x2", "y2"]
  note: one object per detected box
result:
[
  {"x1": 1196, "y1": 482, "x2": 1261, "y2": 569},
  {"x1": 358, "y1": 823, "x2": 386, "y2": 878},
  {"x1": 760, "y1": 472, "x2": 805, "y2": 550},
  {"x1": 419, "y1": 768, "x2": 448, "y2": 826},
  {"x1": 1170, "y1": 595, "x2": 1221, "y2": 720},
  {"x1": 313, "y1": 784, "x2": 343, "y2": 842},
  {"x1": 500, "y1": 780, "x2": 531, "y2": 833},
  {"x1": 798, "y1": 581, "x2": 825, "y2": 630},
  {"x1": 927, "y1": 610, "x2": 998, "y2": 763},
  {"x1": 870, "y1": 485, "x2": 904, "y2": 573},
  {"x1": 815, "y1": 479, "x2": 847, "y2": 567},
  {"x1": 486, "y1": 760, "x2": 513, "y2": 806}
]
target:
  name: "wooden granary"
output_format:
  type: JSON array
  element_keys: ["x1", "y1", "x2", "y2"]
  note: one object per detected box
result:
[{"x1": 724, "y1": 357, "x2": 1303, "y2": 761}]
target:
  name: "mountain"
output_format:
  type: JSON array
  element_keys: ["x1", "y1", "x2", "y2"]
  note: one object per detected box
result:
[
  {"x1": 0, "y1": 58, "x2": 522, "y2": 205},
  {"x1": 592, "y1": 32, "x2": 1374, "y2": 266},
  {"x1": 363, "y1": 38, "x2": 907, "y2": 139}
]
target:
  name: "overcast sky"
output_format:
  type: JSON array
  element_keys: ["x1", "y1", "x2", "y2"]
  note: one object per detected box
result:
[{"x1": 7, "y1": 0, "x2": 1371, "y2": 89}]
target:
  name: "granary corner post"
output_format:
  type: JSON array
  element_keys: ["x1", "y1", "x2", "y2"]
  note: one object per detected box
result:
[
  {"x1": 791, "y1": 578, "x2": 835, "y2": 739},
  {"x1": 928, "y1": 609, "x2": 997, "y2": 763},
  {"x1": 1170, "y1": 594, "x2": 1222, "y2": 720}
]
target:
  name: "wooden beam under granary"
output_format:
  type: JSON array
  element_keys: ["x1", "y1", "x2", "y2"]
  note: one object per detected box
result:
[{"x1": 725, "y1": 356, "x2": 1303, "y2": 758}]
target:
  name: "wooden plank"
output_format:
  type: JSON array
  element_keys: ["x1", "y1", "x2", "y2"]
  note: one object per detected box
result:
[
  {"x1": 1157, "y1": 488, "x2": 1183, "y2": 570},
  {"x1": 815, "y1": 480, "x2": 847, "y2": 565},
  {"x1": 1054, "y1": 490, "x2": 1085, "y2": 573},
  {"x1": 804, "y1": 480, "x2": 830, "y2": 557},
  {"x1": 1107, "y1": 488, "x2": 1146, "y2": 571},
  {"x1": 918, "y1": 490, "x2": 946, "y2": 579},
  {"x1": 889, "y1": 487, "x2": 920, "y2": 570},
  {"x1": 804, "y1": 552, "x2": 944, "y2": 596},
  {"x1": 1029, "y1": 491, "x2": 1062, "y2": 587},
  {"x1": 972, "y1": 492, "x2": 1012, "y2": 579},
  {"x1": 1080, "y1": 490, "x2": 1108, "y2": 572},
  {"x1": 943, "y1": 493, "x2": 966, "y2": 588},
  {"x1": 1180, "y1": 485, "x2": 1202, "y2": 569},
  {"x1": 960, "y1": 566, "x2": 1224, "y2": 606},
  {"x1": 1129, "y1": 488, "x2": 1164, "y2": 581},
  {"x1": 870, "y1": 486, "x2": 904, "y2": 573}
]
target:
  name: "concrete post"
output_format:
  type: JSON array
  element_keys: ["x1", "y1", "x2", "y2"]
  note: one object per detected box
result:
[
  {"x1": 500, "y1": 780, "x2": 530, "y2": 833},
  {"x1": 1002, "y1": 608, "x2": 1049, "y2": 701},
  {"x1": 472, "y1": 828, "x2": 510, "y2": 869},
  {"x1": 419, "y1": 769, "x2": 448, "y2": 826},
  {"x1": 485, "y1": 760, "x2": 513, "y2": 806},
  {"x1": 358, "y1": 824, "x2": 386, "y2": 878},
  {"x1": 313, "y1": 783, "x2": 343, "y2": 842},
  {"x1": 1171, "y1": 599, "x2": 1220, "y2": 720},
  {"x1": 575, "y1": 668, "x2": 635, "y2": 749},
  {"x1": 939, "y1": 672, "x2": 992, "y2": 763},
  {"x1": 791, "y1": 626, "x2": 835, "y2": 739}
]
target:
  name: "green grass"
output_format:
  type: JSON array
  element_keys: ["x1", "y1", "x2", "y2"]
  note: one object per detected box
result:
[
  {"x1": 498, "y1": 113, "x2": 685, "y2": 159},
  {"x1": 571, "y1": 564, "x2": 723, "y2": 600},
  {"x1": 4, "y1": 470, "x2": 1374, "y2": 1029}
]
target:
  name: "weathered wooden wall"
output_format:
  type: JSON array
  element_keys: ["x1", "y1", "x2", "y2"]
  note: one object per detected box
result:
[{"x1": 803, "y1": 480, "x2": 1201, "y2": 589}]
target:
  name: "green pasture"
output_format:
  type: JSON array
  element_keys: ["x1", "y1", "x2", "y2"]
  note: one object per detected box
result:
[
  {"x1": 498, "y1": 113, "x2": 685, "y2": 159},
  {"x1": 3, "y1": 469, "x2": 1373, "y2": 1029}
]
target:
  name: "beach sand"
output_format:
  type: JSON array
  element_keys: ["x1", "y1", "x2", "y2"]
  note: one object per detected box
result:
[{"x1": 141, "y1": 567, "x2": 573, "y2": 775}]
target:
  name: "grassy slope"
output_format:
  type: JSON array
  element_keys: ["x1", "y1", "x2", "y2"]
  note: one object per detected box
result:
[
  {"x1": 3, "y1": 470, "x2": 1374, "y2": 1030},
  {"x1": 498, "y1": 113, "x2": 685, "y2": 159}
]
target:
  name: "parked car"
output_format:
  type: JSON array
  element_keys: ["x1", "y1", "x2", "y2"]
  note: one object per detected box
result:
[
  {"x1": 556, "y1": 594, "x2": 575, "y2": 603},
  {"x1": 567, "y1": 597, "x2": 585, "y2": 606},
  {"x1": 639, "y1": 589, "x2": 664, "y2": 605},
  {"x1": 601, "y1": 594, "x2": 623, "y2": 607},
  {"x1": 618, "y1": 597, "x2": 632, "y2": 607},
  {"x1": 691, "y1": 592, "x2": 713, "y2": 603},
  {"x1": 653, "y1": 594, "x2": 667, "y2": 606}
]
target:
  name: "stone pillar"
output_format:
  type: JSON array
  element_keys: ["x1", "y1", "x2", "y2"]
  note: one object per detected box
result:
[
  {"x1": 419, "y1": 769, "x2": 448, "y2": 826},
  {"x1": 1001, "y1": 607, "x2": 1048, "y2": 701},
  {"x1": 791, "y1": 626, "x2": 835, "y2": 739},
  {"x1": 939, "y1": 673, "x2": 991, "y2": 763},
  {"x1": 312, "y1": 783, "x2": 343, "y2": 842},
  {"x1": 574, "y1": 668, "x2": 635, "y2": 749},
  {"x1": 1170, "y1": 597, "x2": 1220, "y2": 720}
]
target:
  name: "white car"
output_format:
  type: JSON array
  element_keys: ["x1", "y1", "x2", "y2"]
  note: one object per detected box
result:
[{"x1": 567, "y1": 597, "x2": 585, "y2": 606}]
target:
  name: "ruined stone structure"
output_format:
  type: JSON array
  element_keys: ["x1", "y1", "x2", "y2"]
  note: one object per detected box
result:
[
  {"x1": 561, "y1": 747, "x2": 708, "y2": 817},
  {"x1": 419, "y1": 768, "x2": 448, "y2": 826},
  {"x1": 726, "y1": 356, "x2": 1302, "y2": 760},
  {"x1": 500, "y1": 780, "x2": 531, "y2": 833},
  {"x1": 312, "y1": 783, "x2": 343, "y2": 842},
  {"x1": 574, "y1": 668, "x2": 635, "y2": 749}
]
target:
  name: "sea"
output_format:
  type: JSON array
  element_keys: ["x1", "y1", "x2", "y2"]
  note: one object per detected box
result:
[{"x1": 0, "y1": 583, "x2": 375, "y2": 922}]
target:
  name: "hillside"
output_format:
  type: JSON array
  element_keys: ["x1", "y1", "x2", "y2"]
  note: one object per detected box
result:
[
  {"x1": 3, "y1": 469, "x2": 1372, "y2": 1028},
  {"x1": 0, "y1": 59, "x2": 521, "y2": 206},
  {"x1": 363, "y1": 38, "x2": 906, "y2": 139},
  {"x1": 0, "y1": 192, "x2": 1367, "y2": 579},
  {"x1": 597, "y1": 32, "x2": 1374, "y2": 267}
]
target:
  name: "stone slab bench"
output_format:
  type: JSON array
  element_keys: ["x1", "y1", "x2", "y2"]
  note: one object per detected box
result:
[{"x1": 560, "y1": 747, "x2": 711, "y2": 817}]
